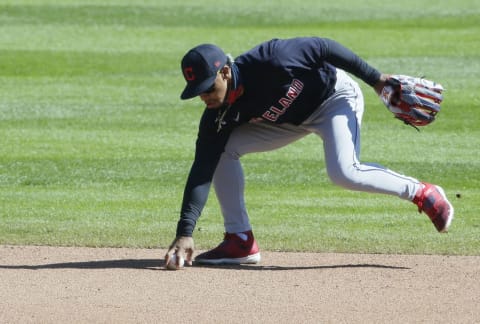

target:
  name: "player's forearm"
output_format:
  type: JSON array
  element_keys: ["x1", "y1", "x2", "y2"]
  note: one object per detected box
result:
[
  {"x1": 176, "y1": 141, "x2": 228, "y2": 237},
  {"x1": 320, "y1": 38, "x2": 381, "y2": 87},
  {"x1": 176, "y1": 179, "x2": 211, "y2": 237},
  {"x1": 177, "y1": 155, "x2": 219, "y2": 236}
]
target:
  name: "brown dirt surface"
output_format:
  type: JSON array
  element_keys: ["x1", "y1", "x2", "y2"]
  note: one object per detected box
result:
[{"x1": 1, "y1": 245, "x2": 479, "y2": 323}]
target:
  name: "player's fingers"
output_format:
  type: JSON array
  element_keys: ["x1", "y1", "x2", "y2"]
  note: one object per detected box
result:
[
  {"x1": 164, "y1": 251, "x2": 173, "y2": 266},
  {"x1": 174, "y1": 254, "x2": 180, "y2": 267},
  {"x1": 164, "y1": 246, "x2": 178, "y2": 266},
  {"x1": 185, "y1": 248, "x2": 194, "y2": 266},
  {"x1": 173, "y1": 249, "x2": 189, "y2": 265}
]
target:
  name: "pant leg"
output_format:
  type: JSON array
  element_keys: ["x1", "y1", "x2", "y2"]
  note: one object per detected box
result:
[
  {"x1": 213, "y1": 122, "x2": 309, "y2": 233},
  {"x1": 302, "y1": 69, "x2": 421, "y2": 200}
]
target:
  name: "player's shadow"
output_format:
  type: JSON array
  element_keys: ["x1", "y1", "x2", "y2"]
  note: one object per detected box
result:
[
  {"x1": 195, "y1": 263, "x2": 411, "y2": 271},
  {"x1": 0, "y1": 259, "x2": 410, "y2": 271},
  {"x1": 0, "y1": 259, "x2": 164, "y2": 271}
]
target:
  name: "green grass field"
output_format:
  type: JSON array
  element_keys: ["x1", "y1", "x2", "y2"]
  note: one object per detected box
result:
[{"x1": 1, "y1": 0, "x2": 479, "y2": 255}]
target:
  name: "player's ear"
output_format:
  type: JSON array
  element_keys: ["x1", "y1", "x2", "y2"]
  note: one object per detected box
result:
[{"x1": 220, "y1": 66, "x2": 230, "y2": 80}]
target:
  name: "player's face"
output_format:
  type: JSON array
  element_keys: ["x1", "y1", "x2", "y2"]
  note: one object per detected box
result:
[{"x1": 199, "y1": 68, "x2": 229, "y2": 109}]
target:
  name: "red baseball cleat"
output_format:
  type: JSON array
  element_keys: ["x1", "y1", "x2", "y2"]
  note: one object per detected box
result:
[
  {"x1": 413, "y1": 182, "x2": 454, "y2": 233},
  {"x1": 195, "y1": 230, "x2": 261, "y2": 265}
]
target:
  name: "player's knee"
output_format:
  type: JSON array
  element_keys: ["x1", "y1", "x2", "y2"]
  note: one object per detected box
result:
[{"x1": 326, "y1": 164, "x2": 360, "y2": 189}]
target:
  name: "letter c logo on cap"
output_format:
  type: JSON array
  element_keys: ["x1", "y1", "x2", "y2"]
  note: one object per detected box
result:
[{"x1": 184, "y1": 67, "x2": 195, "y2": 81}]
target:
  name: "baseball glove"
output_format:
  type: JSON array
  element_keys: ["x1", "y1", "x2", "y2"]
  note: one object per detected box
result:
[{"x1": 380, "y1": 75, "x2": 444, "y2": 129}]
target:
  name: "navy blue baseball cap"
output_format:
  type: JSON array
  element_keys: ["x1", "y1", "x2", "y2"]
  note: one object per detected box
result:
[{"x1": 180, "y1": 44, "x2": 228, "y2": 100}]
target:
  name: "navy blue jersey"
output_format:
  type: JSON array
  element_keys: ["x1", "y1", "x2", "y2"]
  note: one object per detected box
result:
[{"x1": 176, "y1": 37, "x2": 381, "y2": 237}]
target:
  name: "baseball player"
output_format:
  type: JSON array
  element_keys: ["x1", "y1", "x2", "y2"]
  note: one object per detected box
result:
[{"x1": 165, "y1": 37, "x2": 454, "y2": 267}]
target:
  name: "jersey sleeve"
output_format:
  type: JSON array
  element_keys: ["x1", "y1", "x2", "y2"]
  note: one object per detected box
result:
[
  {"x1": 176, "y1": 108, "x2": 231, "y2": 237},
  {"x1": 272, "y1": 37, "x2": 381, "y2": 87},
  {"x1": 314, "y1": 38, "x2": 381, "y2": 87}
]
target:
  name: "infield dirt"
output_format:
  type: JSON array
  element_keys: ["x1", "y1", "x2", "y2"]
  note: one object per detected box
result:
[{"x1": 1, "y1": 245, "x2": 478, "y2": 323}]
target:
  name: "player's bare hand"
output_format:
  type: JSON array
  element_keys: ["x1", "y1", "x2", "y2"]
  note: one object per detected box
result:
[{"x1": 165, "y1": 236, "x2": 194, "y2": 267}]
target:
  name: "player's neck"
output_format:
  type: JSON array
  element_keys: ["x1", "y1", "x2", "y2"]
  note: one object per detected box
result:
[{"x1": 224, "y1": 63, "x2": 244, "y2": 105}]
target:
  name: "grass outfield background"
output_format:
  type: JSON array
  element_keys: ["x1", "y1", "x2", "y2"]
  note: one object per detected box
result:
[{"x1": 0, "y1": 0, "x2": 479, "y2": 255}]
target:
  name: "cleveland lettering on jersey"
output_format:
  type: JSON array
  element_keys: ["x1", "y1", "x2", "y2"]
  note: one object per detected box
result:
[{"x1": 262, "y1": 79, "x2": 304, "y2": 122}]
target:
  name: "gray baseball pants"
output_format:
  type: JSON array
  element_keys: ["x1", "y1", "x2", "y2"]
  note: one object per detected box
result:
[{"x1": 213, "y1": 69, "x2": 421, "y2": 233}]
